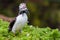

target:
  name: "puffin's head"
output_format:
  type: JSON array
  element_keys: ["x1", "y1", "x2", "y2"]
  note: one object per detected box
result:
[{"x1": 19, "y1": 3, "x2": 29, "y2": 14}]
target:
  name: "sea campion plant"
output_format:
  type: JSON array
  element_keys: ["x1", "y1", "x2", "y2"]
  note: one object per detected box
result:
[{"x1": 0, "y1": 19, "x2": 60, "y2": 40}]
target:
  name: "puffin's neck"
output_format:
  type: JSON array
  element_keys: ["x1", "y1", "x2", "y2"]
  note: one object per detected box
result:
[{"x1": 21, "y1": 13, "x2": 27, "y2": 16}]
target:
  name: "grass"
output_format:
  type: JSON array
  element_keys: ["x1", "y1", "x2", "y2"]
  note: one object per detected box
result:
[{"x1": 0, "y1": 19, "x2": 60, "y2": 40}]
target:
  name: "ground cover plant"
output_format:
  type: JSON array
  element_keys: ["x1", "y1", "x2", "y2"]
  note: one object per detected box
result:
[{"x1": 0, "y1": 19, "x2": 60, "y2": 40}]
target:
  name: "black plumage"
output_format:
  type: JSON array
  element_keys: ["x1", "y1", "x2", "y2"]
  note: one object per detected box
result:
[{"x1": 8, "y1": 18, "x2": 16, "y2": 32}]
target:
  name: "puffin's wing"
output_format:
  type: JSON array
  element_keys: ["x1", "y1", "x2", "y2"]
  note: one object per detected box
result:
[{"x1": 8, "y1": 18, "x2": 16, "y2": 32}]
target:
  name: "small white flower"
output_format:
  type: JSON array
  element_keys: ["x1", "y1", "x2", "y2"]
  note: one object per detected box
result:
[
  {"x1": 46, "y1": 32, "x2": 47, "y2": 33},
  {"x1": 30, "y1": 25, "x2": 33, "y2": 28},
  {"x1": 26, "y1": 33, "x2": 30, "y2": 37}
]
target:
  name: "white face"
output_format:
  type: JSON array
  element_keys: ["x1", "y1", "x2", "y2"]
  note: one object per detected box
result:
[{"x1": 19, "y1": 3, "x2": 28, "y2": 11}]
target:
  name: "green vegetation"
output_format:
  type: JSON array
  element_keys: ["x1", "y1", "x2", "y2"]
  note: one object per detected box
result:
[{"x1": 0, "y1": 19, "x2": 60, "y2": 40}]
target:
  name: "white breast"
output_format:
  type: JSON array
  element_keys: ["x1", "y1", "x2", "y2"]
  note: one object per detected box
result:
[{"x1": 12, "y1": 13, "x2": 28, "y2": 33}]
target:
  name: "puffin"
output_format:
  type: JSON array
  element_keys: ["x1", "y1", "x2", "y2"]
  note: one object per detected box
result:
[{"x1": 8, "y1": 3, "x2": 29, "y2": 33}]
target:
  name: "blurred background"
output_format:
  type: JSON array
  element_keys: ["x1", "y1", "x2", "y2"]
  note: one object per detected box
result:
[{"x1": 0, "y1": 0, "x2": 60, "y2": 29}]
